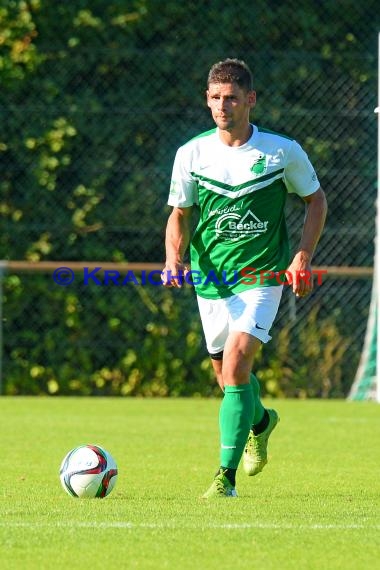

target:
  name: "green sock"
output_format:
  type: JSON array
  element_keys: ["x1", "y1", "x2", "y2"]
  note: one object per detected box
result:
[
  {"x1": 219, "y1": 384, "x2": 254, "y2": 469},
  {"x1": 250, "y1": 372, "x2": 265, "y2": 425}
]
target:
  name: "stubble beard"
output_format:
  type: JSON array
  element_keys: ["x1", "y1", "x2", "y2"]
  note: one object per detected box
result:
[{"x1": 215, "y1": 115, "x2": 235, "y2": 132}]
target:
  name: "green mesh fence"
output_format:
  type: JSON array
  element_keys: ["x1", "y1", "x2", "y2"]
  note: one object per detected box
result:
[{"x1": 0, "y1": 1, "x2": 379, "y2": 396}]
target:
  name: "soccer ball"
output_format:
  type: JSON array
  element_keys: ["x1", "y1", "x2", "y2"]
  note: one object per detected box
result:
[{"x1": 59, "y1": 444, "x2": 118, "y2": 498}]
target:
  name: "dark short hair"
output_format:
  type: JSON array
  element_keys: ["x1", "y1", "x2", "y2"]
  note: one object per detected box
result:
[{"x1": 207, "y1": 58, "x2": 253, "y2": 91}]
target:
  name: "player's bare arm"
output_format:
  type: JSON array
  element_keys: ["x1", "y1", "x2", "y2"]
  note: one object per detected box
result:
[
  {"x1": 287, "y1": 187, "x2": 327, "y2": 297},
  {"x1": 162, "y1": 206, "x2": 192, "y2": 287}
]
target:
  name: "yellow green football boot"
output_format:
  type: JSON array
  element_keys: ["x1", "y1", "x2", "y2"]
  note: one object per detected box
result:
[
  {"x1": 243, "y1": 409, "x2": 279, "y2": 476},
  {"x1": 201, "y1": 469, "x2": 238, "y2": 499}
]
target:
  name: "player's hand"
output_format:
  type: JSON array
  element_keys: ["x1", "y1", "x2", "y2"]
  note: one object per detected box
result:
[
  {"x1": 161, "y1": 262, "x2": 190, "y2": 288},
  {"x1": 286, "y1": 252, "x2": 313, "y2": 298}
]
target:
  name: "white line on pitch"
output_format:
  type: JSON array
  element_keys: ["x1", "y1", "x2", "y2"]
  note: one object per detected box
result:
[{"x1": 0, "y1": 521, "x2": 379, "y2": 530}]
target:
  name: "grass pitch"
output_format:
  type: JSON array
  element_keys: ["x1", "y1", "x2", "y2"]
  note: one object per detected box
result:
[{"x1": 0, "y1": 397, "x2": 379, "y2": 570}]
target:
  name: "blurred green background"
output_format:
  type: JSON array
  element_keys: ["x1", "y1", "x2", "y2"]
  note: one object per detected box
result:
[{"x1": 1, "y1": 0, "x2": 379, "y2": 396}]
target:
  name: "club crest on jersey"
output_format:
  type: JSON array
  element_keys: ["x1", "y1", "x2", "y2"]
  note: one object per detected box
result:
[
  {"x1": 250, "y1": 151, "x2": 267, "y2": 177},
  {"x1": 215, "y1": 209, "x2": 269, "y2": 241}
]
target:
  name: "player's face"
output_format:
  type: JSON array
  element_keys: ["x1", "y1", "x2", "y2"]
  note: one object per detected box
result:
[{"x1": 206, "y1": 82, "x2": 256, "y2": 132}]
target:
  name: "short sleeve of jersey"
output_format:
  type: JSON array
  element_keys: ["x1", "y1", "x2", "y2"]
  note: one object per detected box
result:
[
  {"x1": 284, "y1": 140, "x2": 320, "y2": 197},
  {"x1": 167, "y1": 145, "x2": 199, "y2": 207}
]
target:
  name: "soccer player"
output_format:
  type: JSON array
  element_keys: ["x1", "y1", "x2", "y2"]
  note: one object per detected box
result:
[{"x1": 162, "y1": 58, "x2": 327, "y2": 498}]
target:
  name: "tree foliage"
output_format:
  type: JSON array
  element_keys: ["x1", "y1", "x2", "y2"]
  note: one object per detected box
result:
[{"x1": 1, "y1": 0, "x2": 378, "y2": 395}]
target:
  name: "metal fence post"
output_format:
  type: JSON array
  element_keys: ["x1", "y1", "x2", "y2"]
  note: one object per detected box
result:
[{"x1": 0, "y1": 261, "x2": 6, "y2": 395}]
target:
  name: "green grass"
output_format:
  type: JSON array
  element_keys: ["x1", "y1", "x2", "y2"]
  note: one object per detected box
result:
[{"x1": 0, "y1": 398, "x2": 379, "y2": 570}]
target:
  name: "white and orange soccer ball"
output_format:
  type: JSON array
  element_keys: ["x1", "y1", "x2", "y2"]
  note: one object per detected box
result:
[{"x1": 59, "y1": 444, "x2": 118, "y2": 498}]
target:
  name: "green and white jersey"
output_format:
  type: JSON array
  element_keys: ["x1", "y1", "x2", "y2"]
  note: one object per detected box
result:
[{"x1": 168, "y1": 124, "x2": 320, "y2": 299}]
